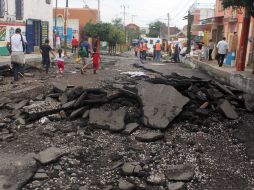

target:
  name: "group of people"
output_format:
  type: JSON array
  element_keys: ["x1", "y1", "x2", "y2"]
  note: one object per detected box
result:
[
  {"x1": 7, "y1": 28, "x2": 101, "y2": 82},
  {"x1": 134, "y1": 40, "x2": 162, "y2": 62}
]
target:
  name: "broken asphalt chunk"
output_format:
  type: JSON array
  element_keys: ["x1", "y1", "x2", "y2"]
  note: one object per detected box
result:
[{"x1": 137, "y1": 81, "x2": 189, "y2": 129}]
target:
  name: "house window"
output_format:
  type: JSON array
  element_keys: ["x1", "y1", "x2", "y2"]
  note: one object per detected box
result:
[
  {"x1": 15, "y1": 0, "x2": 24, "y2": 20},
  {"x1": 0, "y1": 0, "x2": 5, "y2": 18}
]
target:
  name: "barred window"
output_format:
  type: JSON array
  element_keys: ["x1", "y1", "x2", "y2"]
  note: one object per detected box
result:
[
  {"x1": 15, "y1": 0, "x2": 24, "y2": 20},
  {"x1": 0, "y1": 0, "x2": 5, "y2": 18}
]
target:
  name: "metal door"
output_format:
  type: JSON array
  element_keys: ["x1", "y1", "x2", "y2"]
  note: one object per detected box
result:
[{"x1": 26, "y1": 19, "x2": 34, "y2": 53}]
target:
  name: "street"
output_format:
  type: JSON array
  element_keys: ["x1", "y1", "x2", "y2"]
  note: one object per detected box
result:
[{"x1": 0, "y1": 53, "x2": 254, "y2": 190}]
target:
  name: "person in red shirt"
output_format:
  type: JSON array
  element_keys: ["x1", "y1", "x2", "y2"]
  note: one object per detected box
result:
[
  {"x1": 71, "y1": 36, "x2": 78, "y2": 53},
  {"x1": 92, "y1": 47, "x2": 101, "y2": 74}
]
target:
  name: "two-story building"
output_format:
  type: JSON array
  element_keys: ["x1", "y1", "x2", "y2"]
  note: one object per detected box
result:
[{"x1": 0, "y1": 0, "x2": 53, "y2": 55}]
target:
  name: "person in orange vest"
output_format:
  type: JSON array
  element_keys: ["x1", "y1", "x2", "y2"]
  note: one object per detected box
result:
[{"x1": 155, "y1": 40, "x2": 162, "y2": 62}]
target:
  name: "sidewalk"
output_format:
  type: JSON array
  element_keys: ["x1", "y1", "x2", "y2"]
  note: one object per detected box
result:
[
  {"x1": 184, "y1": 58, "x2": 254, "y2": 95},
  {"x1": 0, "y1": 53, "x2": 42, "y2": 66}
]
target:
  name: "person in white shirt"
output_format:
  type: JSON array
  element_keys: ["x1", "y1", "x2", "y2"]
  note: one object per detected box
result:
[
  {"x1": 7, "y1": 28, "x2": 27, "y2": 82},
  {"x1": 216, "y1": 37, "x2": 229, "y2": 67}
]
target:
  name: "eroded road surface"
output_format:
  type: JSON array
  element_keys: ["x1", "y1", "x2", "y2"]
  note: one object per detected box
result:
[{"x1": 0, "y1": 54, "x2": 254, "y2": 190}]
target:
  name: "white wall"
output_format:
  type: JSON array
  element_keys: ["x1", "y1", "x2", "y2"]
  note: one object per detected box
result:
[
  {"x1": 24, "y1": 0, "x2": 53, "y2": 43},
  {"x1": 0, "y1": 0, "x2": 53, "y2": 42}
]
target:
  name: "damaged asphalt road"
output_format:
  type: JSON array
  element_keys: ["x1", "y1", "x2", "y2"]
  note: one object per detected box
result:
[{"x1": 0, "y1": 55, "x2": 254, "y2": 190}]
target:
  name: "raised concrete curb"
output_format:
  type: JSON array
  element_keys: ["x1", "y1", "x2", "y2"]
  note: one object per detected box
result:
[
  {"x1": 0, "y1": 54, "x2": 41, "y2": 66},
  {"x1": 185, "y1": 58, "x2": 254, "y2": 95}
]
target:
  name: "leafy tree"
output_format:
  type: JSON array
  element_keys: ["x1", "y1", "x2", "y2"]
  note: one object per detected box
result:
[
  {"x1": 112, "y1": 18, "x2": 124, "y2": 30},
  {"x1": 84, "y1": 22, "x2": 125, "y2": 45},
  {"x1": 222, "y1": 0, "x2": 254, "y2": 17},
  {"x1": 148, "y1": 21, "x2": 166, "y2": 38}
]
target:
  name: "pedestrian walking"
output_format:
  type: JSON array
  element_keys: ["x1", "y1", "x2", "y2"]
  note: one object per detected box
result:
[
  {"x1": 55, "y1": 49, "x2": 65, "y2": 76},
  {"x1": 55, "y1": 33, "x2": 61, "y2": 49},
  {"x1": 173, "y1": 43, "x2": 180, "y2": 63},
  {"x1": 142, "y1": 40, "x2": 148, "y2": 61},
  {"x1": 71, "y1": 36, "x2": 78, "y2": 53},
  {"x1": 7, "y1": 28, "x2": 27, "y2": 82},
  {"x1": 92, "y1": 47, "x2": 101, "y2": 74},
  {"x1": 79, "y1": 37, "x2": 91, "y2": 74},
  {"x1": 155, "y1": 40, "x2": 162, "y2": 62},
  {"x1": 40, "y1": 39, "x2": 55, "y2": 74},
  {"x1": 139, "y1": 41, "x2": 144, "y2": 60},
  {"x1": 216, "y1": 37, "x2": 229, "y2": 67},
  {"x1": 134, "y1": 45, "x2": 139, "y2": 57},
  {"x1": 208, "y1": 39, "x2": 215, "y2": 61}
]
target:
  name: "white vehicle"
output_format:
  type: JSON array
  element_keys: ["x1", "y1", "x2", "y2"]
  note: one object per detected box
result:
[{"x1": 142, "y1": 37, "x2": 162, "y2": 57}]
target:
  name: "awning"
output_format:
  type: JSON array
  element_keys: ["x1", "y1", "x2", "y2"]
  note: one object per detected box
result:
[
  {"x1": 200, "y1": 16, "x2": 224, "y2": 24},
  {"x1": 192, "y1": 23, "x2": 213, "y2": 31}
]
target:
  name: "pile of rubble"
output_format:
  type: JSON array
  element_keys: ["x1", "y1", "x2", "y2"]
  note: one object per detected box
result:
[{"x1": 1, "y1": 72, "x2": 254, "y2": 190}]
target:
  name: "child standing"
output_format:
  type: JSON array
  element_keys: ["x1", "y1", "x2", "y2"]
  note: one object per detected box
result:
[
  {"x1": 92, "y1": 47, "x2": 101, "y2": 74},
  {"x1": 55, "y1": 49, "x2": 64, "y2": 76},
  {"x1": 40, "y1": 39, "x2": 55, "y2": 74}
]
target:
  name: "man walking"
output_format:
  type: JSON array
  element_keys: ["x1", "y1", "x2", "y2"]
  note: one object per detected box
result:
[
  {"x1": 216, "y1": 37, "x2": 229, "y2": 67},
  {"x1": 71, "y1": 36, "x2": 78, "y2": 53},
  {"x1": 7, "y1": 28, "x2": 27, "y2": 82},
  {"x1": 155, "y1": 40, "x2": 162, "y2": 62},
  {"x1": 208, "y1": 39, "x2": 215, "y2": 61},
  {"x1": 79, "y1": 37, "x2": 91, "y2": 74}
]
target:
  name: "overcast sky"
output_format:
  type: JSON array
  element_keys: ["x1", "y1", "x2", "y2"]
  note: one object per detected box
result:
[{"x1": 55, "y1": 0, "x2": 215, "y2": 29}]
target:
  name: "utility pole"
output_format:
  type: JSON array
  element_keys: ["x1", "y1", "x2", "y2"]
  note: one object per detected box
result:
[
  {"x1": 97, "y1": 0, "x2": 100, "y2": 22},
  {"x1": 131, "y1": 15, "x2": 137, "y2": 24},
  {"x1": 167, "y1": 13, "x2": 170, "y2": 41},
  {"x1": 121, "y1": 5, "x2": 127, "y2": 43},
  {"x1": 54, "y1": 0, "x2": 58, "y2": 48},
  {"x1": 64, "y1": 0, "x2": 68, "y2": 55},
  {"x1": 186, "y1": 11, "x2": 193, "y2": 53}
]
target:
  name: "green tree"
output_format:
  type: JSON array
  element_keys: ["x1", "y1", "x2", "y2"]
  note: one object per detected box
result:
[
  {"x1": 84, "y1": 22, "x2": 125, "y2": 45},
  {"x1": 148, "y1": 21, "x2": 166, "y2": 38},
  {"x1": 222, "y1": 0, "x2": 254, "y2": 17},
  {"x1": 112, "y1": 18, "x2": 124, "y2": 30}
]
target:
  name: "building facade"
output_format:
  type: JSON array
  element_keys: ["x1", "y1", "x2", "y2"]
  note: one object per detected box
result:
[
  {"x1": 53, "y1": 8, "x2": 98, "y2": 42},
  {"x1": 0, "y1": 0, "x2": 53, "y2": 54}
]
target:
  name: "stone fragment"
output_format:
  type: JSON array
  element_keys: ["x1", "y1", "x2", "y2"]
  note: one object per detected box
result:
[
  {"x1": 135, "y1": 131, "x2": 164, "y2": 142},
  {"x1": 165, "y1": 164, "x2": 195, "y2": 182},
  {"x1": 243, "y1": 94, "x2": 254, "y2": 112},
  {"x1": 39, "y1": 117, "x2": 50, "y2": 125},
  {"x1": 82, "y1": 110, "x2": 90, "y2": 119},
  {"x1": 200, "y1": 102, "x2": 209, "y2": 109},
  {"x1": 52, "y1": 82, "x2": 67, "y2": 93},
  {"x1": 214, "y1": 81, "x2": 235, "y2": 96},
  {"x1": 66, "y1": 86, "x2": 84, "y2": 101},
  {"x1": 0, "y1": 133, "x2": 14, "y2": 141},
  {"x1": 33, "y1": 172, "x2": 49, "y2": 180},
  {"x1": 59, "y1": 110, "x2": 67, "y2": 119},
  {"x1": 195, "y1": 108, "x2": 210, "y2": 117},
  {"x1": 118, "y1": 179, "x2": 135, "y2": 190},
  {"x1": 137, "y1": 81, "x2": 189, "y2": 129},
  {"x1": 167, "y1": 182, "x2": 186, "y2": 190},
  {"x1": 147, "y1": 173, "x2": 166, "y2": 185},
  {"x1": 70, "y1": 107, "x2": 87, "y2": 120},
  {"x1": 0, "y1": 123, "x2": 6, "y2": 129},
  {"x1": 74, "y1": 92, "x2": 88, "y2": 108},
  {"x1": 89, "y1": 108, "x2": 126, "y2": 132},
  {"x1": 34, "y1": 147, "x2": 66, "y2": 165},
  {"x1": 122, "y1": 123, "x2": 139, "y2": 135},
  {"x1": 122, "y1": 162, "x2": 142, "y2": 176},
  {"x1": 218, "y1": 100, "x2": 239, "y2": 120},
  {"x1": 0, "y1": 153, "x2": 37, "y2": 190},
  {"x1": 62, "y1": 100, "x2": 76, "y2": 109},
  {"x1": 14, "y1": 100, "x2": 29, "y2": 110}
]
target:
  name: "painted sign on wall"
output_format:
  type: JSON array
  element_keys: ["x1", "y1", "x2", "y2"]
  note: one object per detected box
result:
[{"x1": 0, "y1": 26, "x2": 6, "y2": 41}]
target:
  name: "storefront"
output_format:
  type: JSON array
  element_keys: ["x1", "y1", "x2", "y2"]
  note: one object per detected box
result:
[{"x1": 26, "y1": 19, "x2": 49, "y2": 53}]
